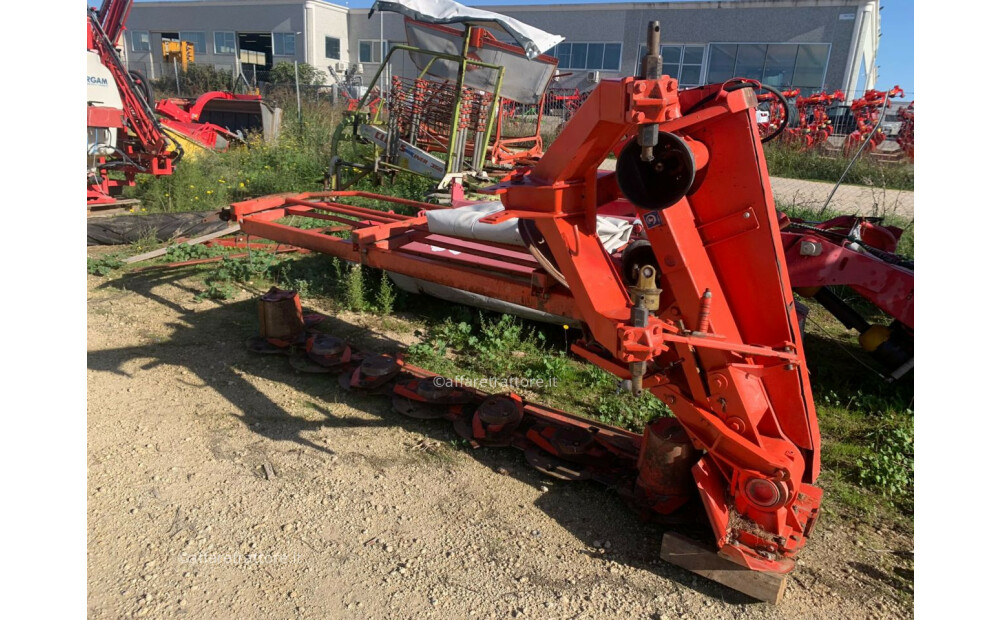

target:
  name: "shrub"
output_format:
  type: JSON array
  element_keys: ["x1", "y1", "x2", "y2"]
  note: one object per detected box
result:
[
  {"x1": 341, "y1": 263, "x2": 367, "y2": 311},
  {"x1": 857, "y1": 413, "x2": 914, "y2": 498},
  {"x1": 266, "y1": 61, "x2": 326, "y2": 86},
  {"x1": 153, "y1": 64, "x2": 235, "y2": 97},
  {"x1": 374, "y1": 272, "x2": 397, "y2": 315}
]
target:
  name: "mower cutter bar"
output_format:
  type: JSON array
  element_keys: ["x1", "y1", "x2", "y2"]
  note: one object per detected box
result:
[{"x1": 250, "y1": 302, "x2": 656, "y2": 505}]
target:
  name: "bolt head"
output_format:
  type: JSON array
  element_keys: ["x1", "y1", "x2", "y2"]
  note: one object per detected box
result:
[{"x1": 799, "y1": 241, "x2": 823, "y2": 256}]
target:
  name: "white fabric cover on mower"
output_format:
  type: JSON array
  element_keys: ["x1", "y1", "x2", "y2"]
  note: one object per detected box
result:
[
  {"x1": 424, "y1": 201, "x2": 635, "y2": 253},
  {"x1": 387, "y1": 273, "x2": 578, "y2": 326},
  {"x1": 369, "y1": 0, "x2": 564, "y2": 59}
]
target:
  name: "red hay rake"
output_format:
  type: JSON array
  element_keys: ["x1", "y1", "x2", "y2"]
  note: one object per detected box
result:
[
  {"x1": 781, "y1": 89, "x2": 846, "y2": 149},
  {"x1": 769, "y1": 86, "x2": 911, "y2": 159},
  {"x1": 842, "y1": 86, "x2": 906, "y2": 155},
  {"x1": 895, "y1": 102, "x2": 914, "y2": 160}
]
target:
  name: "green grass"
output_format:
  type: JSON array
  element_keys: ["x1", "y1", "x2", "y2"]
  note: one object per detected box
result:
[
  {"x1": 404, "y1": 310, "x2": 666, "y2": 433},
  {"x1": 764, "y1": 141, "x2": 914, "y2": 191},
  {"x1": 125, "y1": 97, "x2": 439, "y2": 214},
  {"x1": 126, "y1": 98, "x2": 343, "y2": 212},
  {"x1": 796, "y1": 294, "x2": 914, "y2": 529}
]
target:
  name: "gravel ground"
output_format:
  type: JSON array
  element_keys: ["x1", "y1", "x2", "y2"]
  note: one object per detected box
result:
[{"x1": 87, "y1": 261, "x2": 914, "y2": 619}]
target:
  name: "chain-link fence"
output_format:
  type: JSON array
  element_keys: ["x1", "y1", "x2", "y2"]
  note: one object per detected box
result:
[
  {"x1": 124, "y1": 57, "x2": 342, "y2": 102},
  {"x1": 123, "y1": 54, "x2": 597, "y2": 122}
]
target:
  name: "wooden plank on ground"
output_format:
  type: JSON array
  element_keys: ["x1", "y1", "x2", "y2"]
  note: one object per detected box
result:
[
  {"x1": 660, "y1": 532, "x2": 787, "y2": 604},
  {"x1": 87, "y1": 199, "x2": 140, "y2": 219},
  {"x1": 124, "y1": 224, "x2": 241, "y2": 264}
]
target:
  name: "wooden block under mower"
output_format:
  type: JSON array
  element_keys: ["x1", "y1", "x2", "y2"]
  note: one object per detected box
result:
[{"x1": 659, "y1": 532, "x2": 788, "y2": 604}]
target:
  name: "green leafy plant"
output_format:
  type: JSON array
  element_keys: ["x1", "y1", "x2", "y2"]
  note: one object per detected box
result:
[
  {"x1": 87, "y1": 254, "x2": 125, "y2": 276},
  {"x1": 593, "y1": 390, "x2": 666, "y2": 432},
  {"x1": 763, "y1": 141, "x2": 913, "y2": 191},
  {"x1": 406, "y1": 340, "x2": 441, "y2": 363},
  {"x1": 197, "y1": 279, "x2": 238, "y2": 301},
  {"x1": 198, "y1": 250, "x2": 286, "y2": 299},
  {"x1": 580, "y1": 364, "x2": 614, "y2": 390},
  {"x1": 163, "y1": 242, "x2": 228, "y2": 262},
  {"x1": 273, "y1": 256, "x2": 341, "y2": 299},
  {"x1": 440, "y1": 320, "x2": 475, "y2": 350},
  {"x1": 525, "y1": 351, "x2": 573, "y2": 383},
  {"x1": 857, "y1": 414, "x2": 914, "y2": 498}
]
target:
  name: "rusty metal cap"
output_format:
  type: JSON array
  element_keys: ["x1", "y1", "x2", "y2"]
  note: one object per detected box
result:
[
  {"x1": 476, "y1": 395, "x2": 522, "y2": 427},
  {"x1": 360, "y1": 355, "x2": 397, "y2": 378}
]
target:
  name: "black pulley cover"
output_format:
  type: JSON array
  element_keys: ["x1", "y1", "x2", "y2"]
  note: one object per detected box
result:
[{"x1": 616, "y1": 132, "x2": 696, "y2": 210}]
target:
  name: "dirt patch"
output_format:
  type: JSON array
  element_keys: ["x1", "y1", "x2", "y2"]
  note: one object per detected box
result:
[{"x1": 87, "y1": 261, "x2": 913, "y2": 619}]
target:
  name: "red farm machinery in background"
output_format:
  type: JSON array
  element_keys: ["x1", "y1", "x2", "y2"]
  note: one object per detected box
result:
[
  {"x1": 87, "y1": 0, "x2": 282, "y2": 211},
  {"x1": 155, "y1": 91, "x2": 283, "y2": 154},
  {"x1": 842, "y1": 85, "x2": 906, "y2": 155},
  {"x1": 226, "y1": 21, "x2": 846, "y2": 601},
  {"x1": 755, "y1": 87, "x2": 800, "y2": 143},
  {"x1": 779, "y1": 214, "x2": 913, "y2": 379},
  {"x1": 544, "y1": 86, "x2": 589, "y2": 120},
  {"x1": 739, "y1": 83, "x2": 914, "y2": 376},
  {"x1": 326, "y1": 8, "x2": 562, "y2": 192},
  {"x1": 87, "y1": 0, "x2": 181, "y2": 209},
  {"x1": 768, "y1": 85, "x2": 911, "y2": 160},
  {"x1": 895, "y1": 102, "x2": 914, "y2": 159},
  {"x1": 782, "y1": 89, "x2": 846, "y2": 149}
]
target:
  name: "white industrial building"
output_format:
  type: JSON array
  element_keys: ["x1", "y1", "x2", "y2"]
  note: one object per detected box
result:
[{"x1": 124, "y1": 0, "x2": 881, "y2": 96}]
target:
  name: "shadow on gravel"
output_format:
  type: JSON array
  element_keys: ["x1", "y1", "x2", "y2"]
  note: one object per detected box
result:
[
  {"x1": 848, "y1": 561, "x2": 914, "y2": 596},
  {"x1": 88, "y1": 269, "x2": 774, "y2": 606}
]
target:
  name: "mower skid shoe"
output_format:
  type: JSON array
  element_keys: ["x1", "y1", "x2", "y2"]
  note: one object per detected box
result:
[{"x1": 692, "y1": 456, "x2": 817, "y2": 576}]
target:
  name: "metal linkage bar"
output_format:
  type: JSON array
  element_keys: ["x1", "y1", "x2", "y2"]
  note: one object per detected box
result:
[{"x1": 228, "y1": 192, "x2": 583, "y2": 321}]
